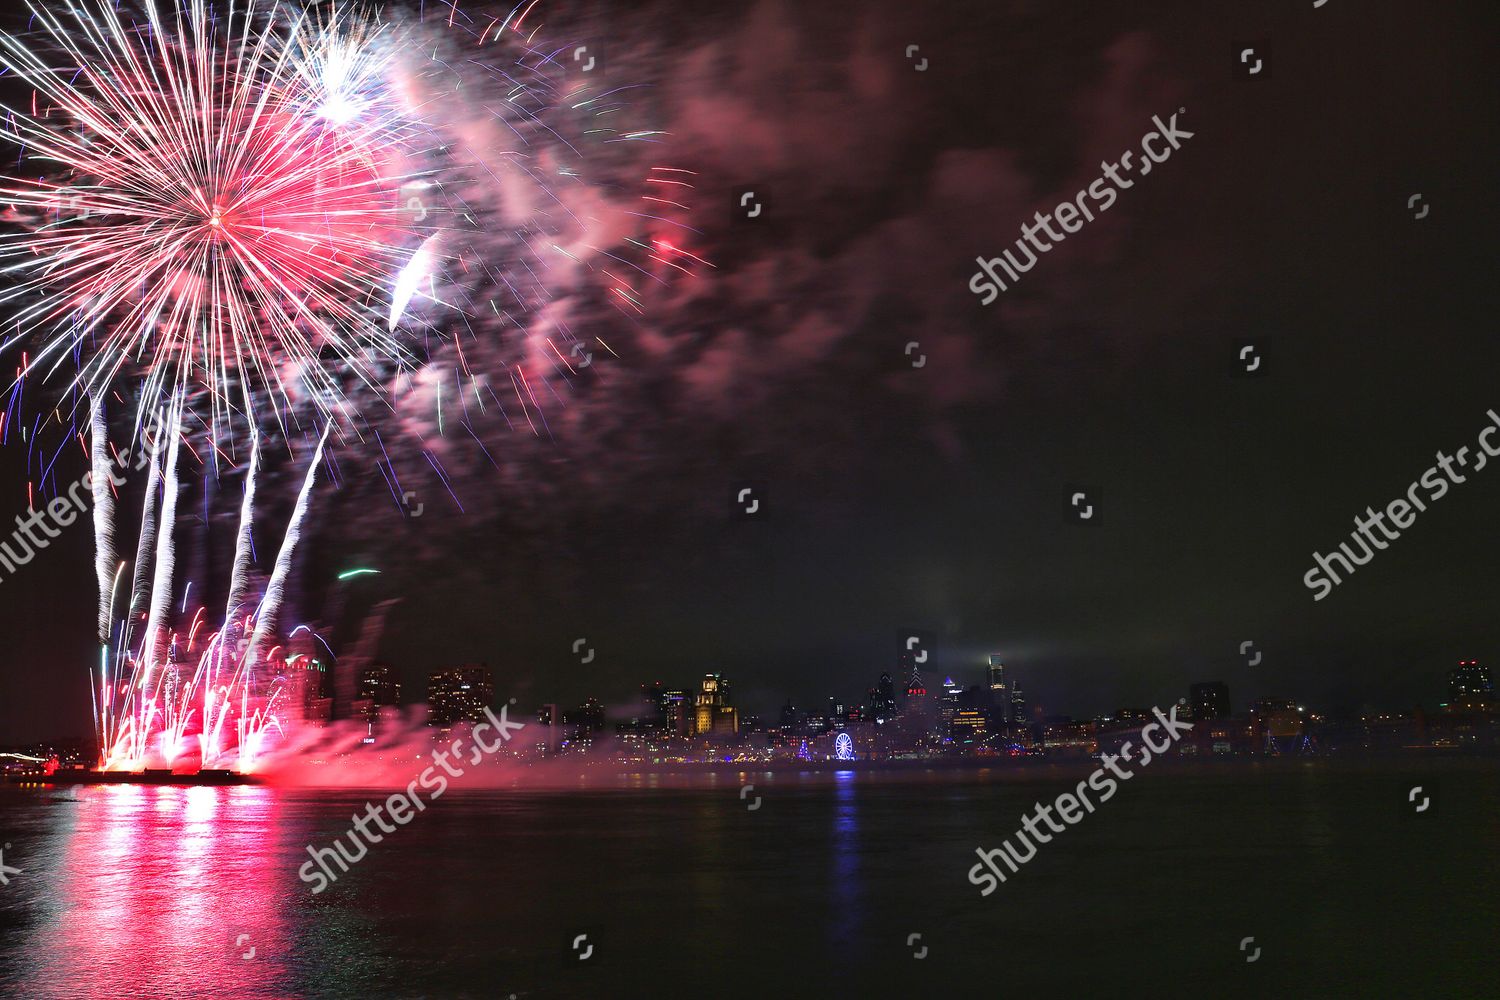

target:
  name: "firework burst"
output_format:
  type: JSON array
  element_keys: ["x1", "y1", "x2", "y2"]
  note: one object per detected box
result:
[
  {"x1": 0, "y1": 0, "x2": 704, "y2": 772},
  {"x1": 0, "y1": 0, "x2": 417, "y2": 439}
]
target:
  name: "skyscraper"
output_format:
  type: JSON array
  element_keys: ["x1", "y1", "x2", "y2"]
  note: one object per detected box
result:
[
  {"x1": 987, "y1": 655, "x2": 1009, "y2": 724},
  {"x1": 875, "y1": 672, "x2": 897, "y2": 722},
  {"x1": 903, "y1": 667, "x2": 927, "y2": 702},
  {"x1": 564, "y1": 698, "x2": 606, "y2": 741},
  {"x1": 694, "y1": 673, "x2": 738, "y2": 736},
  {"x1": 641, "y1": 682, "x2": 668, "y2": 733},
  {"x1": 1009, "y1": 683, "x2": 1028, "y2": 740},
  {"x1": 1190, "y1": 682, "x2": 1231, "y2": 722},
  {"x1": 428, "y1": 664, "x2": 494, "y2": 727},
  {"x1": 355, "y1": 665, "x2": 402, "y2": 739},
  {"x1": 940, "y1": 676, "x2": 961, "y2": 729},
  {"x1": 358, "y1": 665, "x2": 402, "y2": 710},
  {"x1": 662, "y1": 689, "x2": 691, "y2": 736},
  {"x1": 1448, "y1": 660, "x2": 1494, "y2": 706}
]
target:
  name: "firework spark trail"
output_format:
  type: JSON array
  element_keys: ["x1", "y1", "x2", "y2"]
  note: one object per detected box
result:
[
  {"x1": 87, "y1": 394, "x2": 116, "y2": 643},
  {"x1": 196, "y1": 423, "x2": 329, "y2": 767},
  {"x1": 93, "y1": 423, "x2": 331, "y2": 770},
  {"x1": 245, "y1": 419, "x2": 331, "y2": 672},
  {"x1": 135, "y1": 398, "x2": 183, "y2": 726},
  {"x1": 125, "y1": 414, "x2": 163, "y2": 632},
  {"x1": 224, "y1": 425, "x2": 260, "y2": 622}
]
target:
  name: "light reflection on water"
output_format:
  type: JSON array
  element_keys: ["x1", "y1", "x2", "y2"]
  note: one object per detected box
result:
[
  {"x1": 13, "y1": 785, "x2": 290, "y2": 998},
  {"x1": 0, "y1": 762, "x2": 1495, "y2": 998}
]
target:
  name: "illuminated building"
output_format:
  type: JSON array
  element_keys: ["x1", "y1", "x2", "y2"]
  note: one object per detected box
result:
[
  {"x1": 871, "y1": 672, "x2": 898, "y2": 723},
  {"x1": 951, "y1": 709, "x2": 987, "y2": 743},
  {"x1": 563, "y1": 698, "x2": 606, "y2": 749},
  {"x1": 1448, "y1": 661, "x2": 1494, "y2": 707},
  {"x1": 1042, "y1": 718, "x2": 1097, "y2": 754},
  {"x1": 903, "y1": 668, "x2": 930, "y2": 715},
  {"x1": 358, "y1": 665, "x2": 402, "y2": 711},
  {"x1": 427, "y1": 664, "x2": 494, "y2": 727},
  {"x1": 1009, "y1": 684, "x2": 1029, "y2": 742},
  {"x1": 662, "y1": 690, "x2": 692, "y2": 736},
  {"x1": 1202, "y1": 717, "x2": 1255, "y2": 755},
  {"x1": 987, "y1": 655, "x2": 1009, "y2": 724},
  {"x1": 641, "y1": 682, "x2": 667, "y2": 727},
  {"x1": 283, "y1": 648, "x2": 331, "y2": 723},
  {"x1": 803, "y1": 706, "x2": 830, "y2": 735},
  {"x1": 353, "y1": 665, "x2": 402, "y2": 741},
  {"x1": 1190, "y1": 682, "x2": 1231, "y2": 722},
  {"x1": 694, "y1": 674, "x2": 738, "y2": 736},
  {"x1": 940, "y1": 676, "x2": 961, "y2": 728}
]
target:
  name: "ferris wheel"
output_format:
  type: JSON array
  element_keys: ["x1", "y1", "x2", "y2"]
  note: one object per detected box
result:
[{"x1": 834, "y1": 732, "x2": 855, "y2": 761}]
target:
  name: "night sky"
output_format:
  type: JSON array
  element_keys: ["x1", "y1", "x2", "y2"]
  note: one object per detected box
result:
[{"x1": 2, "y1": 0, "x2": 1498, "y2": 742}]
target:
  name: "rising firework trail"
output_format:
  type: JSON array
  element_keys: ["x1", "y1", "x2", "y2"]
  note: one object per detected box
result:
[
  {"x1": 93, "y1": 428, "x2": 334, "y2": 772},
  {"x1": 0, "y1": 0, "x2": 703, "y2": 771},
  {"x1": 0, "y1": 0, "x2": 416, "y2": 768},
  {"x1": 87, "y1": 395, "x2": 116, "y2": 643}
]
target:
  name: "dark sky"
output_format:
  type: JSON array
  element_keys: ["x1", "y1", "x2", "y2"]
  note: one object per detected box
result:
[{"x1": 2, "y1": 0, "x2": 1498, "y2": 742}]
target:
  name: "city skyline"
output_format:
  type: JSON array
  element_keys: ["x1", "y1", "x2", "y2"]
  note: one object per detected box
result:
[{"x1": 9, "y1": 650, "x2": 1494, "y2": 752}]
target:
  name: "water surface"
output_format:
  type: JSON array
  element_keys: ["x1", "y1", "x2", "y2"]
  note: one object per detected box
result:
[{"x1": 1, "y1": 759, "x2": 1495, "y2": 998}]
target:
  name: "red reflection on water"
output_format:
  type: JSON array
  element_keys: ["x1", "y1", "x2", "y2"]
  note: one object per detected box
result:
[{"x1": 24, "y1": 785, "x2": 291, "y2": 999}]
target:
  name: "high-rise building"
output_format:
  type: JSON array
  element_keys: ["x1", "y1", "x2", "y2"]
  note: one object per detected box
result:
[
  {"x1": 358, "y1": 665, "x2": 402, "y2": 709},
  {"x1": 694, "y1": 673, "x2": 738, "y2": 736},
  {"x1": 871, "y1": 672, "x2": 898, "y2": 722},
  {"x1": 1009, "y1": 683, "x2": 1029, "y2": 742},
  {"x1": 940, "y1": 677, "x2": 962, "y2": 728},
  {"x1": 283, "y1": 649, "x2": 331, "y2": 723},
  {"x1": 987, "y1": 655, "x2": 1009, "y2": 724},
  {"x1": 428, "y1": 664, "x2": 494, "y2": 727},
  {"x1": 354, "y1": 665, "x2": 402, "y2": 739},
  {"x1": 1190, "y1": 682, "x2": 1231, "y2": 722},
  {"x1": 903, "y1": 667, "x2": 928, "y2": 705},
  {"x1": 662, "y1": 689, "x2": 691, "y2": 736},
  {"x1": 640, "y1": 682, "x2": 669, "y2": 733},
  {"x1": 1448, "y1": 661, "x2": 1494, "y2": 706},
  {"x1": 951, "y1": 709, "x2": 987, "y2": 743},
  {"x1": 563, "y1": 698, "x2": 606, "y2": 744}
]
